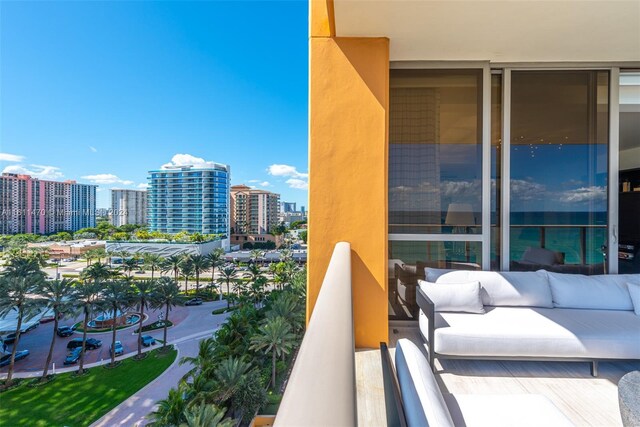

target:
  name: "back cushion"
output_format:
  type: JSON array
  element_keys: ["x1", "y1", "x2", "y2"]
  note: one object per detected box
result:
[
  {"x1": 394, "y1": 339, "x2": 454, "y2": 427},
  {"x1": 547, "y1": 272, "x2": 639, "y2": 310},
  {"x1": 435, "y1": 270, "x2": 553, "y2": 308},
  {"x1": 425, "y1": 267, "x2": 454, "y2": 282}
]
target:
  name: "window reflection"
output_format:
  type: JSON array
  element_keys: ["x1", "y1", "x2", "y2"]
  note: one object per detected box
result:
[{"x1": 389, "y1": 70, "x2": 483, "y2": 234}]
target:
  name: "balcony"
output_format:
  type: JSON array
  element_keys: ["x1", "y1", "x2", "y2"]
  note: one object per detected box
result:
[{"x1": 272, "y1": 242, "x2": 640, "y2": 427}]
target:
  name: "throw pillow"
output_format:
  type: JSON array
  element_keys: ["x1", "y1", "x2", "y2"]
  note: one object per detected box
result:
[{"x1": 418, "y1": 280, "x2": 485, "y2": 313}]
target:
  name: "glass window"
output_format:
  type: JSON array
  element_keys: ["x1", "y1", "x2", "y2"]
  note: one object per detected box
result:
[
  {"x1": 389, "y1": 69, "x2": 483, "y2": 234},
  {"x1": 510, "y1": 71, "x2": 609, "y2": 274}
]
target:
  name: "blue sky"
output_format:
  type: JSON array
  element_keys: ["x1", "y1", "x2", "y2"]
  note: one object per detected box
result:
[{"x1": 0, "y1": 1, "x2": 308, "y2": 209}]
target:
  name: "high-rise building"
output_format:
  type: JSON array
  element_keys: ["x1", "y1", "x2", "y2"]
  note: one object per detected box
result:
[
  {"x1": 147, "y1": 164, "x2": 230, "y2": 235},
  {"x1": 230, "y1": 185, "x2": 280, "y2": 247},
  {"x1": 0, "y1": 173, "x2": 96, "y2": 234},
  {"x1": 111, "y1": 189, "x2": 148, "y2": 226},
  {"x1": 282, "y1": 201, "x2": 296, "y2": 213}
]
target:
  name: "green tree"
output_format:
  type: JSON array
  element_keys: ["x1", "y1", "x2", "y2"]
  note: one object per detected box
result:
[
  {"x1": 2, "y1": 255, "x2": 46, "y2": 280},
  {"x1": 121, "y1": 257, "x2": 139, "y2": 278},
  {"x1": 250, "y1": 316, "x2": 297, "y2": 389},
  {"x1": 101, "y1": 280, "x2": 132, "y2": 366},
  {"x1": 212, "y1": 356, "x2": 252, "y2": 403},
  {"x1": 180, "y1": 258, "x2": 195, "y2": 294},
  {"x1": 266, "y1": 293, "x2": 305, "y2": 334},
  {"x1": 188, "y1": 254, "x2": 210, "y2": 296},
  {"x1": 74, "y1": 282, "x2": 102, "y2": 375},
  {"x1": 38, "y1": 278, "x2": 77, "y2": 381},
  {"x1": 180, "y1": 337, "x2": 217, "y2": 380},
  {"x1": 0, "y1": 276, "x2": 44, "y2": 385},
  {"x1": 81, "y1": 261, "x2": 113, "y2": 284},
  {"x1": 143, "y1": 253, "x2": 164, "y2": 279},
  {"x1": 163, "y1": 254, "x2": 185, "y2": 282},
  {"x1": 132, "y1": 280, "x2": 156, "y2": 358},
  {"x1": 148, "y1": 384, "x2": 188, "y2": 426},
  {"x1": 299, "y1": 230, "x2": 307, "y2": 244},
  {"x1": 205, "y1": 248, "x2": 225, "y2": 299},
  {"x1": 219, "y1": 265, "x2": 238, "y2": 309},
  {"x1": 153, "y1": 277, "x2": 184, "y2": 349},
  {"x1": 180, "y1": 404, "x2": 234, "y2": 427}
]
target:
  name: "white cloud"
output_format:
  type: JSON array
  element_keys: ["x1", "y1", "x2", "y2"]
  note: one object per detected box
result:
[
  {"x1": 286, "y1": 178, "x2": 308, "y2": 190},
  {"x1": 89, "y1": 146, "x2": 97, "y2": 153},
  {"x1": 82, "y1": 174, "x2": 134, "y2": 185},
  {"x1": 0, "y1": 153, "x2": 25, "y2": 162},
  {"x1": 248, "y1": 180, "x2": 271, "y2": 187},
  {"x1": 2, "y1": 164, "x2": 64, "y2": 180},
  {"x1": 558, "y1": 186, "x2": 607, "y2": 203},
  {"x1": 267, "y1": 164, "x2": 308, "y2": 179},
  {"x1": 137, "y1": 183, "x2": 150, "y2": 189},
  {"x1": 259, "y1": 181, "x2": 271, "y2": 187},
  {"x1": 162, "y1": 154, "x2": 218, "y2": 169}
]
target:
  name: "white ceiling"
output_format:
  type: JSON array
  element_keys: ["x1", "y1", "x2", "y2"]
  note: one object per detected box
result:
[{"x1": 334, "y1": 0, "x2": 640, "y2": 63}]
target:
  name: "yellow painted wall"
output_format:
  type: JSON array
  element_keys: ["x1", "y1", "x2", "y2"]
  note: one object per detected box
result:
[{"x1": 308, "y1": 32, "x2": 389, "y2": 348}]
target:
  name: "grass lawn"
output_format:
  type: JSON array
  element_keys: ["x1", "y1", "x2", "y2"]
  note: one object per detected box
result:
[{"x1": 0, "y1": 348, "x2": 177, "y2": 427}]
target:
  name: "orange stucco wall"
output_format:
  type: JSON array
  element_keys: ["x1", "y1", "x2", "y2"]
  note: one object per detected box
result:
[{"x1": 308, "y1": 33, "x2": 390, "y2": 348}]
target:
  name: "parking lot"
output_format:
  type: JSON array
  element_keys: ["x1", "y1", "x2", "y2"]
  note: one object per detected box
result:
[{"x1": 0, "y1": 301, "x2": 226, "y2": 374}]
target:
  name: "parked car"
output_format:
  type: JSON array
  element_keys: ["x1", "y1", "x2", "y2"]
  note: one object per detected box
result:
[
  {"x1": 67, "y1": 338, "x2": 102, "y2": 350},
  {"x1": 185, "y1": 298, "x2": 203, "y2": 306},
  {"x1": 0, "y1": 321, "x2": 39, "y2": 345},
  {"x1": 111, "y1": 341, "x2": 124, "y2": 356},
  {"x1": 56, "y1": 326, "x2": 75, "y2": 337},
  {"x1": 63, "y1": 347, "x2": 82, "y2": 365},
  {"x1": 141, "y1": 335, "x2": 156, "y2": 347},
  {"x1": 0, "y1": 350, "x2": 29, "y2": 367}
]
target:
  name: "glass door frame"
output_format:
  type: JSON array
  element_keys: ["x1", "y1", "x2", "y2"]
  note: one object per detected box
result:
[
  {"x1": 389, "y1": 62, "x2": 621, "y2": 273},
  {"x1": 388, "y1": 62, "x2": 492, "y2": 270},
  {"x1": 500, "y1": 66, "x2": 620, "y2": 273}
]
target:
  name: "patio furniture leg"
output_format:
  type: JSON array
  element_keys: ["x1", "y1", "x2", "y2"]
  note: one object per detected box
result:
[{"x1": 591, "y1": 361, "x2": 599, "y2": 377}]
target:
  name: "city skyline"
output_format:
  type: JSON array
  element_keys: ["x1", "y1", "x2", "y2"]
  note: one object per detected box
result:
[{"x1": 0, "y1": 1, "x2": 308, "y2": 209}]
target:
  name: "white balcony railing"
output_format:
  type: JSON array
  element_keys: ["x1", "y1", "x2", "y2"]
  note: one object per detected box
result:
[{"x1": 275, "y1": 242, "x2": 356, "y2": 427}]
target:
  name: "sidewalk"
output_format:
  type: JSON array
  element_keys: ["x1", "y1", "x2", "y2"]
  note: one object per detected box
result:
[
  {"x1": 91, "y1": 332, "x2": 211, "y2": 427},
  {"x1": 0, "y1": 328, "x2": 217, "y2": 380}
]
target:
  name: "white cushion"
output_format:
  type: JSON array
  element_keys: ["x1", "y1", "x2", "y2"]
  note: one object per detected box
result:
[
  {"x1": 628, "y1": 282, "x2": 640, "y2": 316},
  {"x1": 425, "y1": 267, "x2": 454, "y2": 282},
  {"x1": 394, "y1": 339, "x2": 454, "y2": 427},
  {"x1": 419, "y1": 280, "x2": 485, "y2": 313},
  {"x1": 435, "y1": 270, "x2": 553, "y2": 308},
  {"x1": 444, "y1": 394, "x2": 574, "y2": 427},
  {"x1": 547, "y1": 272, "x2": 639, "y2": 310},
  {"x1": 419, "y1": 307, "x2": 640, "y2": 359}
]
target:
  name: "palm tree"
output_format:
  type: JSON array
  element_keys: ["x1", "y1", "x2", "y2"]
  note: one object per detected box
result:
[
  {"x1": 38, "y1": 278, "x2": 77, "y2": 381},
  {"x1": 153, "y1": 277, "x2": 184, "y2": 349},
  {"x1": 143, "y1": 253, "x2": 164, "y2": 279},
  {"x1": 188, "y1": 254, "x2": 210, "y2": 296},
  {"x1": 250, "y1": 316, "x2": 297, "y2": 389},
  {"x1": 180, "y1": 258, "x2": 194, "y2": 294},
  {"x1": 267, "y1": 293, "x2": 305, "y2": 334},
  {"x1": 180, "y1": 337, "x2": 217, "y2": 380},
  {"x1": 101, "y1": 280, "x2": 132, "y2": 366},
  {"x1": 132, "y1": 280, "x2": 156, "y2": 358},
  {"x1": 163, "y1": 254, "x2": 185, "y2": 282},
  {"x1": 205, "y1": 248, "x2": 225, "y2": 300},
  {"x1": 249, "y1": 249, "x2": 264, "y2": 266},
  {"x1": 81, "y1": 261, "x2": 113, "y2": 284},
  {"x1": 121, "y1": 258, "x2": 138, "y2": 278},
  {"x1": 148, "y1": 384, "x2": 188, "y2": 426},
  {"x1": 212, "y1": 356, "x2": 253, "y2": 402},
  {"x1": 0, "y1": 276, "x2": 44, "y2": 385},
  {"x1": 75, "y1": 281, "x2": 101, "y2": 375},
  {"x1": 2, "y1": 255, "x2": 45, "y2": 280},
  {"x1": 219, "y1": 265, "x2": 238, "y2": 309},
  {"x1": 181, "y1": 404, "x2": 234, "y2": 427}
]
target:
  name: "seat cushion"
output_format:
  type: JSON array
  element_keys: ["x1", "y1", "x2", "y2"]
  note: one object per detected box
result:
[
  {"x1": 419, "y1": 307, "x2": 640, "y2": 359},
  {"x1": 394, "y1": 339, "x2": 454, "y2": 427},
  {"x1": 444, "y1": 394, "x2": 574, "y2": 427},
  {"x1": 435, "y1": 270, "x2": 553, "y2": 308},
  {"x1": 628, "y1": 282, "x2": 640, "y2": 316},
  {"x1": 547, "y1": 272, "x2": 639, "y2": 310}
]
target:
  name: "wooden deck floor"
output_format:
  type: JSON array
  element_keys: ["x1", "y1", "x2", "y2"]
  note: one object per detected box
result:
[{"x1": 355, "y1": 324, "x2": 640, "y2": 427}]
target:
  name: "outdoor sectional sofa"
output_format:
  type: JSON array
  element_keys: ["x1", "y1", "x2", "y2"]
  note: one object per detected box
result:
[
  {"x1": 416, "y1": 269, "x2": 640, "y2": 376},
  {"x1": 382, "y1": 339, "x2": 574, "y2": 427}
]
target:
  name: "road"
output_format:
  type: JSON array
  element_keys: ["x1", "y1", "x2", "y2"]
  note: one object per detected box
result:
[{"x1": 1, "y1": 301, "x2": 228, "y2": 376}]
